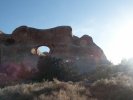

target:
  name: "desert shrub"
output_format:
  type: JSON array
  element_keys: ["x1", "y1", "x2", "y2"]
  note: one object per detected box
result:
[
  {"x1": 87, "y1": 61, "x2": 133, "y2": 82},
  {"x1": 90, "y1": 75, "x2": 133, "y2": 100},
  {"x1": 87, "y1": 64, "x2": 115, "y2": 82},
  {"x1": 37, "y1": 56, "x2": 80, "y2": 81},
  {"x1": 37, "y1": 56, "x2": 61, "y2": 81}
]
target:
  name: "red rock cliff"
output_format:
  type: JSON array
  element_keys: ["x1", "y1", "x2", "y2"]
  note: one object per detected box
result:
[{"x1": 0, "y1": 26, "x2": 109, "y2": 80}]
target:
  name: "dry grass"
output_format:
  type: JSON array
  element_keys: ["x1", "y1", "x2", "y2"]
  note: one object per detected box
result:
[
  {"x1": 0, "y1": 79, "x2": 96, "y2": 100},
  {"x1": 1, "y1": 74, "x2": 133, "y2": 100},
  {"x1": 90, "y1": 75, "x2": 133, "y2": 100}
]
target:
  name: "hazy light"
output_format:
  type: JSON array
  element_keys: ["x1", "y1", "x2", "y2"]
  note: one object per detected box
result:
[{"x1": 105, "y1": 15, "x2": 133, "y2": 64}]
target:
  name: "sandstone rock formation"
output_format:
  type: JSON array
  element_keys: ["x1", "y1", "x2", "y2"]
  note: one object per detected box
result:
[{"x1": 0, "y1": 26, "x2": 109, "y2": 81}]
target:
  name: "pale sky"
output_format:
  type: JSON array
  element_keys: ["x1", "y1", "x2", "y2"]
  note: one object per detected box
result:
[{"x1": 0, "y1": 0, "x2": 133, "y2": 64}]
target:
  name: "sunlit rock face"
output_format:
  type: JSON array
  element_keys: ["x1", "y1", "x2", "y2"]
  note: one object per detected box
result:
[{"x1": 0, "y1": 26, "x2": 109, "y2": 82}]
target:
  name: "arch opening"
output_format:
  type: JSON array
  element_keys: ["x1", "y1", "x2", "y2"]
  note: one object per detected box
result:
[{"x1": 37, "y1": 46, "x2": 50, "y2": 56}]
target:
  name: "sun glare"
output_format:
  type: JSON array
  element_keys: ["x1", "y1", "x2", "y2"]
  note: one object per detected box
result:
[{"x1": 106, "y1": 18, "x2": 133, "y2": 64}]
